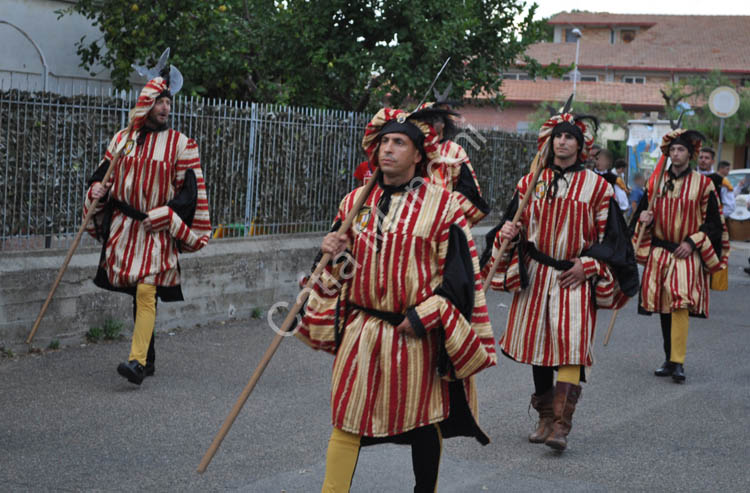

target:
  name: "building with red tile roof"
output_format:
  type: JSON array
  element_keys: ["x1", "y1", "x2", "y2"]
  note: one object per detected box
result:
[{"x1": 461, "y1": 12, "x2": 750, "y2": 167}]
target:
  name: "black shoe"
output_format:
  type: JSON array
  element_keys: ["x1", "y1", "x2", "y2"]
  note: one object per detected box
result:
[
  {"x1": 117, "y1": 360, "x2": 145, "y2": 385},
  {"x1": 671, "y1": 363, "x2": 686, "y2": 383},
  {"x1": 654, "y1": 361, "x2": 675, "y2": 377},
  {"x1": 144, "y1": 363, "x2": 155, "y2": 377},
  {"x1": 744, "y1": 267, "x2": 750, "y2": 276}
]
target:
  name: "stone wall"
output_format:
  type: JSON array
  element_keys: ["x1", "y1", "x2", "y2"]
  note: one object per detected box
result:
[{"x1": 0, "y1": 235, "x2": 321, "y2": 348}]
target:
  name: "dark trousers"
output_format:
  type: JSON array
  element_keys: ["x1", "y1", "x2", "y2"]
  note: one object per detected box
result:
[{"x1": 660, "y1": 313, "x2": 671, "y2": 361}]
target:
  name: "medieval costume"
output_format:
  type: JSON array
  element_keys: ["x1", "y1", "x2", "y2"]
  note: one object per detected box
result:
[
  {"x1": 631, "y1": 129, "x2": 729, "y2": 382},
  {"x1": 700, "y1": 166, "x2": 735, "y2": 290},
  {"x1": 296, "y1": 107, "x2": 496, "y2": 491},
  {"x1": 481, "y1": 109, "x2": 638, "y2": 451},
  {"x1": 83, "y1": 73, "x2": 211, "y2": 385},
  {"x1": 418, "y1": 92, "x2": 490, "y2": 226}
]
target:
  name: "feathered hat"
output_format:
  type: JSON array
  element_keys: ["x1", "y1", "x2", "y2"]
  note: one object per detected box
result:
[
  {"x1": 659, "y1": 129, "x2": 705, "y2": 161},
  {"x1": 361, "y1": 106, "x2": 457, "y2": 175},
  {"x1": 128, "y1": 48, "x2": 184, "y2": 130},
  {"x1": 537, "y1": 95, "x2": 599, "y2": 164}
]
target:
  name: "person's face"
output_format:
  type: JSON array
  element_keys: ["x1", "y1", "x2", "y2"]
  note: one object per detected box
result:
[
  {"x1": 634, "y1": 176, "x2": 645, "y2": 187},
  {"x1": 552, "y1": 132, "x2": 579, "y2": 162},
  {"x1": 147, "y1": 97, "x2": 171, "y2": 127},
  {"x1": 669, "y1": 144, "x2": 691, "y2": 167},
  {"x1": 698, "y1": 151, "x2": 714, "y2": 171},
  {"x1": 595, "y1": 153, "x2": 612, "y2": 172},
  {"x1": 377, "y1": 132, "x2": 421, "y2": 182},
  {"x1": 718, "y1": 166, "x2": 729, "y2": 177}
]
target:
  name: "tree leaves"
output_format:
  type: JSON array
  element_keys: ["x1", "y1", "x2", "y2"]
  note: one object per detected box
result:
[{"x1": 61, "y1": 0, "x2": 549, "y2": 111}]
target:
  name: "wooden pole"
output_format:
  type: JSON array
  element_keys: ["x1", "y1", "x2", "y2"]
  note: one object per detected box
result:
[
  {"x1": 482, "y1": 151, "x2": 544, "y2": 293},
  {"x1": 603, "y1": 156, "x2": 669, "y2": 346},
  {"x1": 26, "y1": 122, "x2": 135, "y2": 345},
  {"x1": 196, "y1": 169, "x2": 381, "y2": 474}
]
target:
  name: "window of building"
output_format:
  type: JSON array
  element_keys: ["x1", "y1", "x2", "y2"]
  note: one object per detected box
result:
[
  {"x1": 623, "y1": 75, "x2": 646, "y2": 84},
  {"x1": 565, "y1": 28, "x2": 581, "y2": 43},
  {"x1": 502, "y1": 73, "x2": 531, "y2": 81},
  {"x1": 620, "y1": 30, "x2": 636, "y2": 43},
  {"x1": 562, "y1": 75, "x2": 598, "y2": 82}
]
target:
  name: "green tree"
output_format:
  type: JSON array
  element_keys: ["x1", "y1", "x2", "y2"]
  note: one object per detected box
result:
[
  {"x1": 661, "y1": 71, "x2": 750, "y2": 145},
  {"x1": 60, "y1": 1, "x2": 555, "y2": 110},
  {"x1": 57, "y1": 1, "x2": 264, "y2": 99}
]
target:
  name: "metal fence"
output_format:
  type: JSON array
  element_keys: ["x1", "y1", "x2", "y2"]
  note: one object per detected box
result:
[{"x1": 0, "y1": 87, "x2": 536, "y2": 251}]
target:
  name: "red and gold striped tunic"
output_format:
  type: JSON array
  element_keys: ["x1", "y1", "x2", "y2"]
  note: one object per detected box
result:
[
  {"x1": 486, "y1": 166, "x2": 629, "y2": 367},
  {"x1": 297, "y1": 180, "x2": 496, "y2": 438},
  {"x1": 634, "y1": 169, "x2": 729, "y2": 316},
  {"x1": 425, "y1": 140, "x2": 488, "y2": 226},
  {"x1": 84, "y1": 127, "x2": 211, "y2": 292}
]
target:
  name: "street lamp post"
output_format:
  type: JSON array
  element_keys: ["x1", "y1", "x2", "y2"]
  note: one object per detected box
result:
[{"x1": 571, "y1": 28, "x2": 582, "y2": 99}]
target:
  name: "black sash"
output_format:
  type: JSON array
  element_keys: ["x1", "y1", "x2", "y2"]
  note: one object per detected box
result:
[
  {"x1": 348, "y1": 303, "x2": 406, "y2": 326},
  {"x1": 526, "y1": 243, "x2": 575, "y2": 271},
  {"x1": 111, "y1": 199, "x2": 147, "y2": 221},
  {"x1": 651, "y1": 237, "x2": 679, "y2": 252}
]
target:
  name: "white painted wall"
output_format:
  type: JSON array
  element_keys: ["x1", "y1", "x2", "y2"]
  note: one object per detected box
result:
[{"x1": 0, "y1": 0, "x2": 113, "y2": 92}]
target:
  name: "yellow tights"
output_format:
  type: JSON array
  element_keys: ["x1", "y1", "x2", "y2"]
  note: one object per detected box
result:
[
  {"x1": 670, "y1": 308, "x2": 689, "y2": 364},
  {"x1": 321, "y1": 425, "x2": 442, "y2": 492},
  {"x1": 128, "y1": 283, "x2": 157, "y2": 365},
  {"x1": 557, "y1": 365, "x2": 581, "y2": 385}
]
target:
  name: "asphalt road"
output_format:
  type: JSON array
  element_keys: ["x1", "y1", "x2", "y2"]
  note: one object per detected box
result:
[{"x1": 2, "y1": 245, "x2": 750, "y2": 492}]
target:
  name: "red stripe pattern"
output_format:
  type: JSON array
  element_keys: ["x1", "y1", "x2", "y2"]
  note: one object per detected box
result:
[
  {"x1": 634, "y1": 170, "x2": 729, "y2": 316},
  {"x1": 485, "y1": 169, "x2": 627, "y2": 367},
  {"x1": 84, "y1": 124, "x2": 211, "y2": 289},
  {"x1": 296, "y1": 183, "x2": 496, "y2": 437},
  {"x1": 426, "y1": 140, "x2": 487, "y2": 226}
]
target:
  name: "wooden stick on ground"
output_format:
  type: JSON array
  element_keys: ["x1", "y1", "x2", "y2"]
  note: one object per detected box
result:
[
  {"x1": 482, "y1": 151, "x2": 544, "y2": 294},
  {"x1": 196, "y1": 169, "x2": 381, "y2": 474},
  {"x1": 26, "y1": 122, "x2": 136, "y2": 345},
  {"x1": 603, "y1": 156, "x2": 669, "y2": 346}
]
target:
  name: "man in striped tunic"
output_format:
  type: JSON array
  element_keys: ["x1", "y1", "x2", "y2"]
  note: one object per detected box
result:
[
  {"x1": 85, "y1": 76, "x2": 211, "y2": 385},
  {"x1": 632, "y1": 129, "x2": 728, "y2": 383},
  {"x1": 482, "y1": 110, "x2": 638, "y2": 451},
  {"x1": 296, "y1": 107, "x2": 496, "y2": 492},
  {"x1": 421, "y1": 96, "x2": 490, "y2": 226}
]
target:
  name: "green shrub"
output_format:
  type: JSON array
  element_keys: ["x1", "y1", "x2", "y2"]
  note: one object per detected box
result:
[{"x1": 102, "y1": 319, "x2": 124, "y2": 340}]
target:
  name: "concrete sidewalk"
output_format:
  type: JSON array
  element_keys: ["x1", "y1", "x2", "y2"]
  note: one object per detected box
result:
[{"x1": 2, "y1": 250, "x2": 749, "y2": 492}]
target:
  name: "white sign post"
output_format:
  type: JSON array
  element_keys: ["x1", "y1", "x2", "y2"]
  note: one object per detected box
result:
[{"x1": 708, "y1": 86, "x2": 740, "y2": 164}]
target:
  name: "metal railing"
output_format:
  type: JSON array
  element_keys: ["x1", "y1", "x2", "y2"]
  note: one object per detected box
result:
[{"x1": 0, "y1": 86, "x2": 536, "y2": 251}]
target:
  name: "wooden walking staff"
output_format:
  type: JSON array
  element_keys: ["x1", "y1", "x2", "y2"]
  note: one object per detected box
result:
[
  {"x1": 196, "y1": 168, "x2": 380, "y2": 474},
  {"x1": 603, "y1": 154, "x2": 669, "y2": 346},
  {"x1": 482, "y1": 147, "x2": 546, "y2": 293},
  {"x1": 26, "y1": 122, "x2": 136, "y2": 345}
]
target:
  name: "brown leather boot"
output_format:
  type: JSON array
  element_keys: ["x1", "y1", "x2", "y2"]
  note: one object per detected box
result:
[
  {"x1": 528, "y1": 388, "x2": 554, "y2": 443},
  {"x1": 544, "y1": 381, "x2": 582, "y2": 451}
]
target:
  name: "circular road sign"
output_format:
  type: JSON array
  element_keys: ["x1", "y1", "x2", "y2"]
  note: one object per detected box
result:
[{"x1": 708, "y1": 86, "x2": 740, "y2": 118}]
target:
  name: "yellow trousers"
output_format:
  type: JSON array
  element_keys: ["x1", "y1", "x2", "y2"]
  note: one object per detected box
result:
[
  {"x1": 128, "y1": 283, "x2": 157, "y2": 365},
  {"x1": 670, "y1": 308, "x2": 689, "y2": 364},
  {"x1": 322, "y1": 426, "x2": 442, "y2": 493},
  {"x1": 557, "y1": 365, "x2": 581, "y2": 385},
  {"x1": 710, "y1": 267, "x2": 729, "y2": 291}
]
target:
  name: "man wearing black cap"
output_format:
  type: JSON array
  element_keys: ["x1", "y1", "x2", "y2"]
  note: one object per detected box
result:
[
  {"x1": 632, "y1": 129, "x2": 729, "y2": 383},
  {"x1": 296, "y1": 106, "x2": 497, "y2": 492},
  {"x1": 85, "y1": 76, "x2": 211, "y2": 385},
  {"x1": 483, "y1": 109, "x2": 637, "y2": 451}
]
